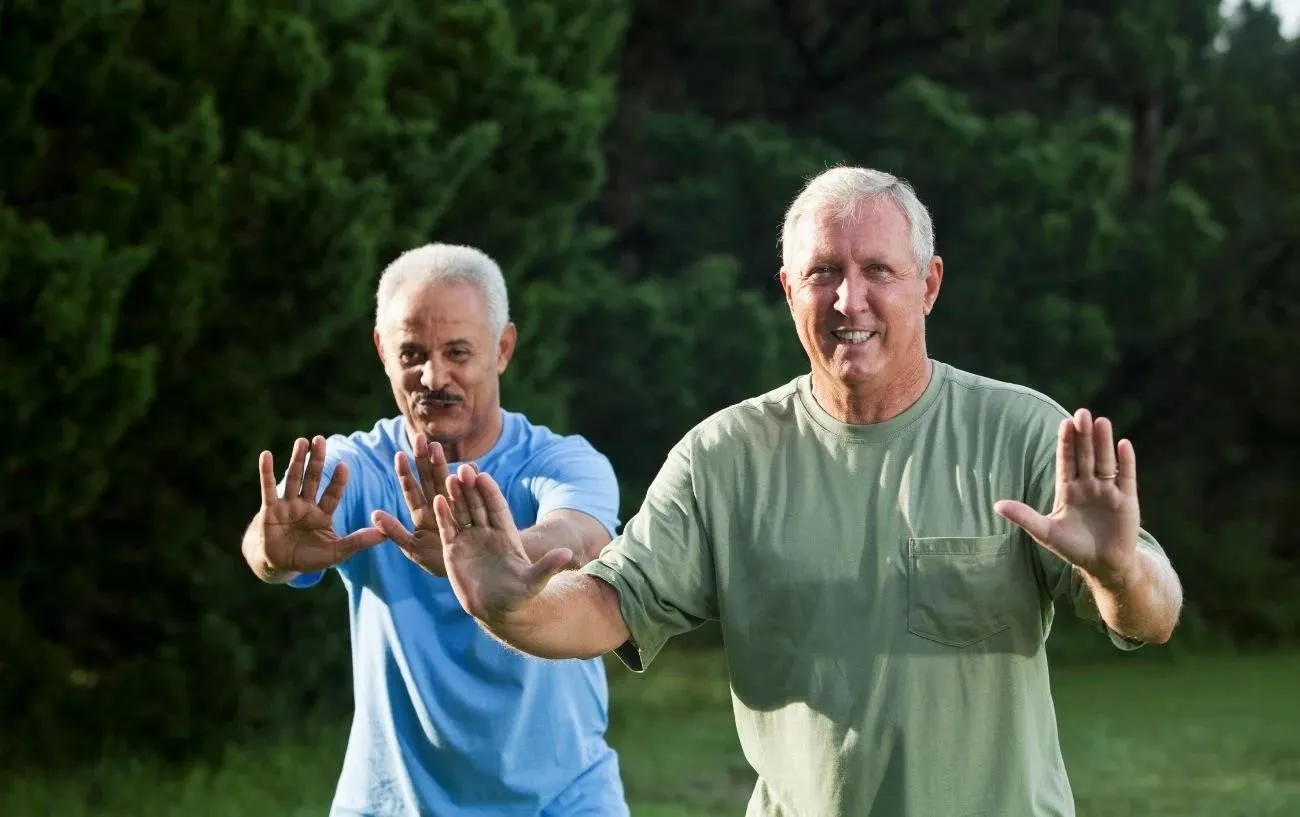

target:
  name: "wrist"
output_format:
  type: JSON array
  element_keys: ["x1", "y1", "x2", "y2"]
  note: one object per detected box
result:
[
  {"x1": 243, "y1": 517, "x2": 295, "y2": 584},
  {"x1": 1087, "y1": 551, "x2": 1145, "y2": 594}
]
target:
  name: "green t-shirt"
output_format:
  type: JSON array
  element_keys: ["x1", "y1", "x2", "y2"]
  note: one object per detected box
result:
[{"x1": 583, "y1": 360, "x2": 1169, "y2": 817}]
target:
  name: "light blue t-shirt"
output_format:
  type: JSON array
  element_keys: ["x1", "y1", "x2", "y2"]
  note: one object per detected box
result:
[{"x1": 281, "y1": 411, "x2": 628, "y2": 817}]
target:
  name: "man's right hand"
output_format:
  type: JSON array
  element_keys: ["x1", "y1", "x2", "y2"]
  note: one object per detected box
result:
[
  {"x1": 247, "y1": 436, "x2": 385, "y2": 582},
  {"x1": 431, "y1": 464, "x2": 574, "y2": 625}
]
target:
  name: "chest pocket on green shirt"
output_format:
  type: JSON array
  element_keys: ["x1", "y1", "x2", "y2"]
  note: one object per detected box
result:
[{"x1": 907, "y1": 534, "x2": 1015, "y2": 647}]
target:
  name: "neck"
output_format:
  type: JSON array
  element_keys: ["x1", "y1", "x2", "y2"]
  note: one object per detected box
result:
[
  {"x1": 410, "y1": 408, "x2": 503, "y2": 463},
  {"x1": 812, "y1": 355, "x2": 933, "y2": 425}
]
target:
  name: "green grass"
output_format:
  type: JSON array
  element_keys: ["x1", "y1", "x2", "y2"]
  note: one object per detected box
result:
[{"x1": 3, "y1": 649, "x2": 1298, "y2": 816}]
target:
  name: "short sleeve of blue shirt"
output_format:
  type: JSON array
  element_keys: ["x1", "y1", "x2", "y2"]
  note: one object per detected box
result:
[{"x1": 523, "y1": 435, "x2": 622, "y2": 537}]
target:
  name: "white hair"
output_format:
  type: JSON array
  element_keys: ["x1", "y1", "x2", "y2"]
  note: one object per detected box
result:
[
  {"x1": 374, "y1": 243, "x2": 510, "y2": 339},
  {"x1": 780, "y1": 166, "x2": 935, "y2": 275}
]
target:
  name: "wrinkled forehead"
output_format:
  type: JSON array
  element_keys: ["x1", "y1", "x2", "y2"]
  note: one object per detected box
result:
[{"x1": 789, "y1": 197, "x2": 912, "y2": 265}]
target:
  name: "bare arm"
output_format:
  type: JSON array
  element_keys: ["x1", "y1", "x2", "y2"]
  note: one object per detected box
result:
[
  {"x1": 480, "y1": 572, "x2": 631, "y2": 659},
  {"x1": 997, "y1": 410, "x2": 1184, "y2": 648},
  {"x1": 519, "y1": 509, "x2": 611, "y2": 569},
  {"x1": 1082, "y1": 546, "x2": 1183, "y2": 644}
]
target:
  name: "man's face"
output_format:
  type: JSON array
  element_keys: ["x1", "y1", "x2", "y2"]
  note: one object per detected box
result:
[
  {"x1": 374, "y1": 279, "x2": 515, "y2": 453},
  {"x1": 780, "y1": 198, "x2": 942, "y2": 389}
]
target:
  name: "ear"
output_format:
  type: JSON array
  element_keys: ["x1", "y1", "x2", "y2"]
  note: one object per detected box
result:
[
  {"x1": 921, "y1": 255, "x2": 944, "y2": 316},
  {"x1": 496, "y1": 322, "x2": 518, "y2": 374},
  {"x1": 373, "y1": 328, "x2": 385, "y2": 365},
  {"x1": 779, "y1": 268, "x2": 795, "y2": 311}
]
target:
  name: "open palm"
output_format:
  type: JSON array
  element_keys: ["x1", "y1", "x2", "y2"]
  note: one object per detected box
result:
[
  {"x1": 431, "y1": 464, "x2": 573, "y2": 623},
  {"x1": 256, "y1": 436, "x2": 384, "y2": 574},
  {"x1": 994, "y1": 409, "x2": 1142, "y2": 587},
  {"x1": 371, "y1": 433, "x2": 456, "y2": 576}
]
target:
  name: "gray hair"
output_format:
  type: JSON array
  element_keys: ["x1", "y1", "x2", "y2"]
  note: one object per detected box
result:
[
  {"x1": 374, "y1": 243, "x2": 510, "y2": 339},
  {"x1": 780, "y1": 166, "x2": 935, "y2": 276}
]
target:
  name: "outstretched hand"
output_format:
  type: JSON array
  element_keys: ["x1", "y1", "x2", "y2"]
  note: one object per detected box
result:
[
  {"x1": 431, "y1": 464, "x2": 574, "y2": 623},
  {"x1": 254, "y1": 436, "x2": 385, "y2": 576},
  {"x1": 370, "y1": 433, "x2": 458, "y2": 576},
  {"x1": 994, "y1": 409, "x2": 1142, "y2": 589}
]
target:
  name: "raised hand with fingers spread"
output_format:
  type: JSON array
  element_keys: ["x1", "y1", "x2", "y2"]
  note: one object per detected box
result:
[
  {"x1": 431, "y1": 464, "x2": 575, "y2": 624},
  {"x1": 994, "y1": 408, "x2": 1142, "y2": 589},
  {"x1": 369, "y1": 433, "x2": 461, "y2": 576},
  {"x1": 247, "y1": 435, "x2": 386, "y2": 583}
]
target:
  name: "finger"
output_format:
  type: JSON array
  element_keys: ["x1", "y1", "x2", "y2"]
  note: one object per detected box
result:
[
  {"x1": 523, "y1": 548, "x2": 575, "y2": 594},
  {"x1": 994, "y1": 499, "x2": 1055, "y2": 546},
  {"x1": 284, "y1": 437, "x2": 310, "y2": 498},
  {"x1": 300, "y1": 436, "x2": 327, "y2": 501},
  {"x1": 336, "y1": 526, "x2": 386, "y2": 559},
  {"x1": 1116, "y1": 438, "x2": 1138, "y2": 494},
  {"x1": 475, "y1": 472, "x2": 519, "y2": 535},
  {"x1": 419, "y1": 440, "x2": 452, "y2": 501},
  {"x1": 1093, "y1": 417, "x2": 1118, "y2": 480},
  {"x1": 1074, "y1": 409, "x2": 1095, "y2": 479},
  {"x1": 258, "y1": 450, "x2": 278, "y2": 506},
  {"x1": 458, "y1": 463, "x2": 489, "y2": 527},
  {"x1": 370, "y1": 510, "x2": 419, "y2": 549},
  {"x1": 431, "y1": 494, "x2": 463, "y2": 544},
  {"x1": 394, "y1": 452, "x2": 428, "y2": 511},
  {"x1": 318, "y1": 461, "x2": 350, "y2": 516},
  {"x1": 447, "y1": 474, "x2": 475, "y2": 528},
  {"x1": 1055, "y1": 417, "x2": 1074, "y2": 487}
]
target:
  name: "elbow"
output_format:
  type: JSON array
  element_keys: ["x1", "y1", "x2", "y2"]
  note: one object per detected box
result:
[
  {"x1": 574, "y1": 534, "x2": 612, "y2": 569},
  {"x1": 1147, "y1": 623, "x2": 1175, "y2": 646},
  {"x1": 1146, "y1": 594, "x2": 1184, "y2": 646}
]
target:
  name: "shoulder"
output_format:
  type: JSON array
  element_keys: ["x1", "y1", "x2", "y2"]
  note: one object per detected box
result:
[
  {"x1": 681, "y1": 378, "x2": 802, "y2": 455},
  {"x1": 500, "y1": 410, "x2": 614, "y2": 478},
  {"x1": 936, "y1": 361, "x2": 1072, "y2": 426}
]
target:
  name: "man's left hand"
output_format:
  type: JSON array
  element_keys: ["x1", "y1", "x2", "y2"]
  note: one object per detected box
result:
[
  {"x1": 372, "y1": 433, "x2": 466, "y2": 577},
  {"x1": 994, "y1": 408, "x2": 1142, "y2": 589}
]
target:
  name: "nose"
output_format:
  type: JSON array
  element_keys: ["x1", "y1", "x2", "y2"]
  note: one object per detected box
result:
[
  {"x1": 419, "y1": 359, "x2": 447, "y2": 391},
  {"x1": 833, "y1": 270, "x2": 870, "y2": 317}
]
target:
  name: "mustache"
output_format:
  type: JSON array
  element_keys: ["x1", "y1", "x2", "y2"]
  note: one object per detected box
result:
[{"x1": 416, "y1": 389, "x2": 462, "y2": 404}]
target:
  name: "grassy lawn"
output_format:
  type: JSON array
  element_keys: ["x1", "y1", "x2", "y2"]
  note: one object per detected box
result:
[{"x1": 3, "y1": 648, "x2": 1298, "y2": 816}]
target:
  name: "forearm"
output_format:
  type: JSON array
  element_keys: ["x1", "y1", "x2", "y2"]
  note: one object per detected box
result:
[
  {"x1": 519, "y1": 512, "x2": 610, "y2": 568},
  {"x1": 241, "y1": 514, "x2": 300, "y2": 585},
  {"x1": 483, "y1": 573, "x2": 630, "y2": 660},
  {"x1": 1084, "y1": 547, "x2": 1183, "y2": 644}
]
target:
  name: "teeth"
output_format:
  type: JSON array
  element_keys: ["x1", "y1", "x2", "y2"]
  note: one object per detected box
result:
[{"x1": 834, "y1": 330, "x2": 875, "y2": 343}]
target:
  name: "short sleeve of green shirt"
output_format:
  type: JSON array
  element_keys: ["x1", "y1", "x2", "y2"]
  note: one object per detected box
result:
[
  {"x1": 582, "y1": 434, "x2": 717, "y2": 671},
  {"x1": 1022, "y1": 405, "x2": 1174, "y2": 651}
]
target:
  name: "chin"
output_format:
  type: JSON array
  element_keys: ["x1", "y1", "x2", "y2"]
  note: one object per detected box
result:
[
  {"x1": 822, "y1": 356, "x2": 884, "y2": 385},
  {"x1": 409, "y1": 412, "x2": 463, "y2": 442}
]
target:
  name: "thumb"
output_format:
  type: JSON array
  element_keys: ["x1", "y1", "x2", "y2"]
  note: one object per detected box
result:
[
  {"x1": 993, "y1": 499, "x2": 1053, "y2": 544},
  {"x1": 371, "y1": 510, "x2": 419, "y2": 549},
  {"x1": 337, "y1": 526, "x2": 387, "y2": 555},
  {"x1": 522, "y1": 547, "x2": 574, "y2": 595}
]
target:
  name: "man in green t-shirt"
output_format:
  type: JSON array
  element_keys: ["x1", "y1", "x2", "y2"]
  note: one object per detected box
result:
[{"x1": 399, "y1": 166, "x2": 1184, "y2": 816}]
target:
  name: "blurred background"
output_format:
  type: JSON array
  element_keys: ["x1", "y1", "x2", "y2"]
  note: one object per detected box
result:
[{"x1": 2, "y1": 1, "x2": 1298, "y2": 815}]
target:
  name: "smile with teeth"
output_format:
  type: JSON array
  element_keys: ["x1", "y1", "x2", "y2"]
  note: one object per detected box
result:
[{"x1": 832, "y1": 329, "x2": 877, "y2": 344}]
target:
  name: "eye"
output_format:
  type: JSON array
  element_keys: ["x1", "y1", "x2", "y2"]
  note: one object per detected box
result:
[
  {"x1": 448, "y1": 348, "x2": 471, "y2": 362},
  {"x1": 398, "y1": 348, "x2": 425, "y2": 366}
]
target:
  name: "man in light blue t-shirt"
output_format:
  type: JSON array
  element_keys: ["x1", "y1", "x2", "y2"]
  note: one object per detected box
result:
[{"x1": 240, "y1": 243, "x2": 628, "y2": 816}]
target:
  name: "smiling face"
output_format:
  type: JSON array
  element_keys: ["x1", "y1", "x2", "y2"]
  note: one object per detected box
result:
[
  {"x1": 373, "y1": 278, "x2": 516, "y2": 462},
  {"x1": 780, "y1": 196, "x2": 943, "y2": 416}
]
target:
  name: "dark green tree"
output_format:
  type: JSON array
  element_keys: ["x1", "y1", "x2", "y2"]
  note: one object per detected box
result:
[{"x1": 0, "y1": 0, "x2": 628, "y2": 765}]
